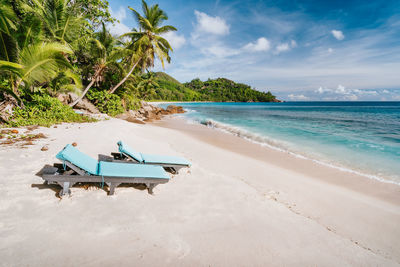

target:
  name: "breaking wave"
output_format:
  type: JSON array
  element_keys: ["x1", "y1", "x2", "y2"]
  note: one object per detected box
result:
[{"x1": 197, "y1": 118, "x2": 400, "y2": 186}]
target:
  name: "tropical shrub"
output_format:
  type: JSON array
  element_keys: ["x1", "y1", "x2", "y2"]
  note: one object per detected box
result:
[
  {"x1": 122, "y1": 94, "x2": 141, "y2": 111},
  {"x1": 7, "y1": 94, "x2": 95, "y2": 127},
  {"x1": 86, "y1": 90, "x2": 124, "y2": 116}
]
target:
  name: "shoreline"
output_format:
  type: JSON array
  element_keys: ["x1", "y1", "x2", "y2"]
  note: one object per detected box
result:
[
  {"x1": 177, "y1": 117, "x2": 400, "y2": 187},
  {"x1": 156, "y1": 116, "x2": 400, "y2": 205},
  {"x1": 0, "y1": 117, "x2": 399, "y2": 265}
]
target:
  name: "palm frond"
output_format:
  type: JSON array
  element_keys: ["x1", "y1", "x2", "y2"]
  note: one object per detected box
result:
[
  {"x1": 128, "y1": 7, "x2": 143, "y2": 29},
  {"x1": 0, "y1": 32, "x2": 18, "y2": 62},
  {"x1": 0, "y1": 1, "x2": 17, "y2": 34},
  {"x1": 53, "y1": 68, "x2": 83, "y2": 95},
  {"x1": 0, "y1": 60, "x2": 23, "y2": 76},
  {"x1": 18, "y1": 42, "x2": 73, "y2": 86},
  {"x1": 156, "y1": 25, "x2": 177, "y2": 34}
]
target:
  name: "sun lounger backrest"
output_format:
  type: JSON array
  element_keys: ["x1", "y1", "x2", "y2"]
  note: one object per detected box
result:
[
  {"x1": 56, "y1": 144, "x2": 99, "y2": 175},
  {"x1": 117, "y1": 141, "x2": 143, "y2": 163}
]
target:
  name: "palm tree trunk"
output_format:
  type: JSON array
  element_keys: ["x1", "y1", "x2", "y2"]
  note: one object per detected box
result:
[
  {"x1": 69, "y1": 76, "x2": 96, "y2": 107},
  {"x1": 108, "y1": 57, "x2": 141, "y2": 94}
]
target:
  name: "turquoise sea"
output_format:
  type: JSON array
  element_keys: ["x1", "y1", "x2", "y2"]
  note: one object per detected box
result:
[{"x1": 162, "y1": 102, "x2": 400, "y2": 184}]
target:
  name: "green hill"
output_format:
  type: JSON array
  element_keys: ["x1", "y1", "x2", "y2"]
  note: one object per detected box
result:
[
  {"x1": 151, "y1": 72, "x2": 203, "y2": 101},
  {"x1": 147, "y1": 72, "x2": 278, "y2": 102},
  {"x1": 154, "y1": 72, "x2": 182, "y2": 85},
  {"x1": 184, "y1": 77, "x2": 277, "y2": 102}
]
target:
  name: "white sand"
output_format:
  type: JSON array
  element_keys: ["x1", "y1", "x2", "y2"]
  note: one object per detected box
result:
[{"x1": 0, "y1": 117, "x2": 399, "y2": 266}]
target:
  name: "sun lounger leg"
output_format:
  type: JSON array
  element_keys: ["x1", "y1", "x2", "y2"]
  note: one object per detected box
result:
[
  {"x1": 59, "y1": 182, "x2": 71, "y2": 197},
  {"x1": 108, "y1": 182, "x2": 121, "y2": 195},
  {"x1": 147, "y1": 183, "x2": 157, "y2": 194},
  {"x1": 174, "y1": 167, "x2": 184, "y2": 174}
]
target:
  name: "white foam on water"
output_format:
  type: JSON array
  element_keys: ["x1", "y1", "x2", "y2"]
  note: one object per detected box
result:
[{"x1": 194, "y1": 118, "x2": 400, "y2": 186}]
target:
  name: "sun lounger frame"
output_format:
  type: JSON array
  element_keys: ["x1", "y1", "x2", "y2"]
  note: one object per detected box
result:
[
  {"x1": 41, "y1": 161, "x2": 169, "y2": 197},
  {"x1": 109, "y1": 152, "x2": 188, "y2": 174}
]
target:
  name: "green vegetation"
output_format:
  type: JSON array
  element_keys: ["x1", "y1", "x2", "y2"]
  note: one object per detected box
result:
[
  {"x1": 184, "y1": 78, "x2": 276, "y2": 102},
  {"x1": 86, "y1": 90, "x2": 124, "y2": 117},
  {"x1": 0, "y1": 0, "x2": 278, "y2": 127},
  {"x1": 0, "y1": 0, "x2": 176, "y2": 126},
  {"x1": 142, "y1": 72, "x2": 277, "y2": 102},
  {"x1": 7, "y1": 95, "x2": 95, "y2": 127},
  {"x1": 140, "y1": 72, "x2": 202, "y2": 101}
]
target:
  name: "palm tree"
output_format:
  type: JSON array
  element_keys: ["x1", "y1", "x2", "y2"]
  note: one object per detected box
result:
[
  {"x1": 137, "y1": 72, "x2": 159, "y2": 99},
  {"x1": 69, "y1": 22, "x2": 121, "y2": 106},
  {"x1": 108, "y1": 0, "x2": 176, "y2": 94},
  {"x1": 0, "y1": 0, "x2": 83, "y2": 94},
  {"x1": 26, "y1": 0, "x2": 85, "y2": 45}
]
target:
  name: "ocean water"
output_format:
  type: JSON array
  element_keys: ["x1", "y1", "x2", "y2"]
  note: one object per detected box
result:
[{"x1": 162, "y1": 102, "x2": 400, "y2": 184}]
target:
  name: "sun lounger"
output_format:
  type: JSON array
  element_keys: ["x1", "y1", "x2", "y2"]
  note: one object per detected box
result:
[
  {"x1": 40, "y1": 144, "x2": 170, "y2": 197},
  {"x1": 109, "y1": 141, "x2": 191, "y2": 174}
]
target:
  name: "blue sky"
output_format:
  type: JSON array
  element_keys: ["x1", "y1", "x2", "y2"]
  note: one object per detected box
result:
[{"x1": 107, "y1": 0, "x2": 400, "y2": 101}]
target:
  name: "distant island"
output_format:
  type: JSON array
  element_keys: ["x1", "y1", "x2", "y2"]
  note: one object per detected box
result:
[{"x1": 149, "y1": 72, "x2": 279, "y2": 102}]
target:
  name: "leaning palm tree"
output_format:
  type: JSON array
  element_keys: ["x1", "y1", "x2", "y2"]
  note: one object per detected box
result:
[
  {"x1": 69, "y1": 22, "x2": 121, "y2": 106},
  {"x1": 108, "y1": 0, "x2": 176, "y2": 94},
  {"x1": 137, "y1": 72, "x2": 159, "y2": 99}
]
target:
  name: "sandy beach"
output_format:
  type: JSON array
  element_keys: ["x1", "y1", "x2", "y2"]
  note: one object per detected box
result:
[{"x1": 0, "y1": 116, "x2": 399, "y2": 266}]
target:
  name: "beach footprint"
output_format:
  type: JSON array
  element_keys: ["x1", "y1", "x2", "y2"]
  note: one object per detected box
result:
[{"x1": 165, "y1": 235, "x2": 191, "y2": 262}]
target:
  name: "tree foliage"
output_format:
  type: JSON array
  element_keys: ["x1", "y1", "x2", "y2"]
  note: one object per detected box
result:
[
  {"x1": 108, "y1": 0, "x2": 176, "y2": 94},
  {"x1": 0, "y1": 0, "x2": 278, "y2": 127},
  {"x1": 141, "y1": 73, "x2": 277, "y2": 102},
  {"x1": 184, "y1": 78, "x2": 277, "y2": 102}
]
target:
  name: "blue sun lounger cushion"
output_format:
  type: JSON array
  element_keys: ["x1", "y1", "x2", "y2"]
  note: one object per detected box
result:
[
  {"x1": 117, "y1": 141, "x2": 143, "y2": 163},
  {"x1": 140, "y1": 153, "x2": 191, "y2": 166},
  {"x1": 98, "y1": 161, "x2": 169, "y2": 179},
  {"x1": 117, "y1": 141, "x2": 191, "y2": 166},
  {"x1": 56, "y1": 144, "x2": 99, "y2": 175},
  {"x1": 56, "y1": 144, "x2": 169, "y2": 179}
]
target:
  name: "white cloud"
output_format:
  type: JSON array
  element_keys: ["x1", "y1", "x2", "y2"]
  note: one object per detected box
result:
[
  {"x1": 276, "y1": 43, "x2": 290, "y2": 53},
  {"x1": 331, "y1": 30, "x2": 345, "y2": 40},
  {"x1": 335, "y1": 84, "x2": 347, "y2": 94},
  {"x1": 344, "y1": 94, "x2": 358, "y2": 101},
  {"x1": 189, "y1": 11, "x2": 235, "y2": 60},
  {"x1": 243, "y1": 37, "x2": 271, "y2": 52},
  {"x1": 316, "y1": 86, "x2": 332, "y2": 94},
  {"x1": 167, "y1": 12, "x2": 400, "y2": 96},
  {"x1": 303, "y1": 85, "x2": 388, "y2": 101},
  {"x1": 109, "y1": 23, "x2": 130, "y2": 36},
  {"x1": 204, "y1": 45, "x2": 239, "y2": 58},
  {"x1": 162, "y1": 31, "x2": 186, "y2": 50},
  {"x1": 328, "y1": 48, "x2": 333, "y2": 53},
  {"x1": 193, "y1": 10, "x2": 229, "y2": 36},
  {"x1": 275, "y1": 40, "x2": 297, "y2": 54},
  {"x1": 288, "y1": 94, "x2": 309, "y2": 100},
  {"x1": 112, "y1": 6, "x2": 127, "y2": 21},
  {"x1": 362, "y1": 90, "x2": 378, "y2": 95},
  {"x1": 109, "y1": 6, "x2": 130, "y2": 36}
]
